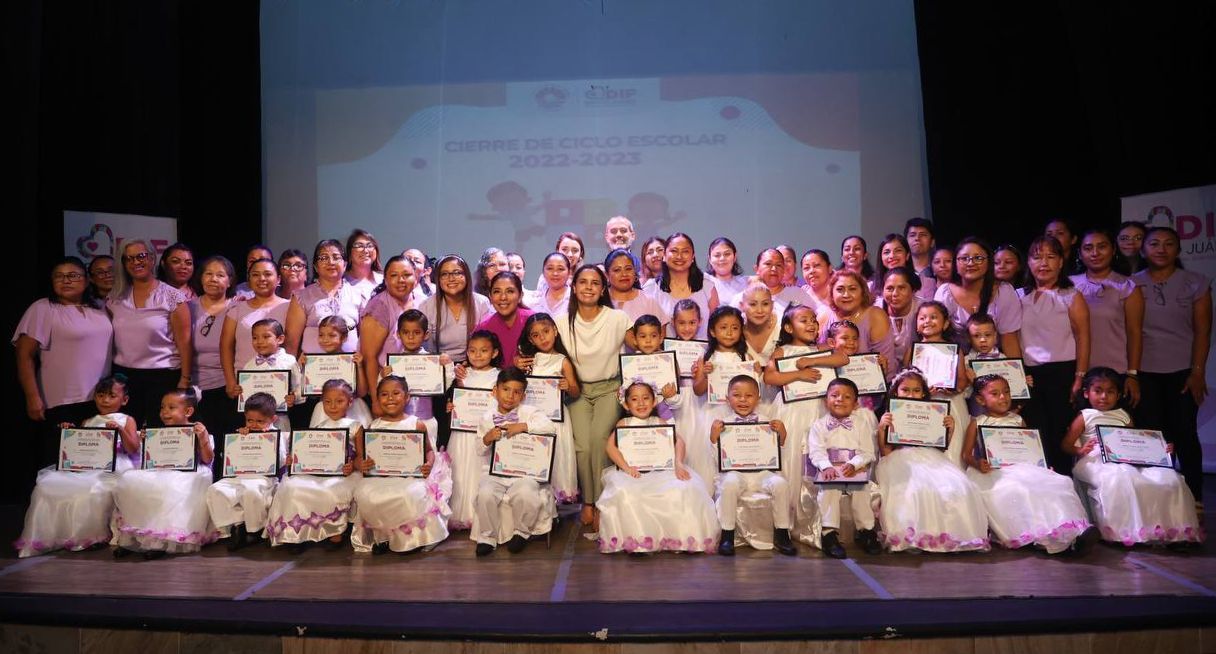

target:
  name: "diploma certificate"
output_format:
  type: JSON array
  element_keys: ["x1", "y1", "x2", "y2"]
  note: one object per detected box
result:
[
  {"x1": 1096, "y1": 426, "x2": 1173, "y2": 468},
  {"x1": 620, "y1": 351, "x2": 679, "y2": 394},
  {"x1": 812, "y1": 447, "x2": 871, "y2": 485},
  {"x1": 289, "y1": 429, "x2": 348, "y2": 476},
  {"x1": 223, "y1": 431, "x2": 280, "y2": 477},
  {"x1": 717, "y1": 422, "x2": 781, "y2": 472},
  {"x1": 490, "y1": 433, "x2": 556, "y2": 483},
  {"x1": 451, "y1": 387, "x2": 495, "y2": 432},
  {"x1": 301, "y1": 353, "x2": 358, "y2": 396},
  {"x1": 978, "y1": 426, "x2": 1047, "y2": 468},
  {"x1": 775, "y1": 351, "x2": 837, "y2": 403},
  {"x1": 664, "y1": 338, "x2": 708, "y2": 379},
  {"x1": 58, "y1": 428, "x2": 117, "y2": 472},
  {"x1": 237, "y1": 369, "x2": 291, "y2": 412},
  {"x1": 707, "y1": 359, "x2": 761, "y2": 405},
  {"x1": 363, "y1": 429, "x2": 428, "y2": 477},
  {"x1": 887, "y1": 399, "x2": 950, "y2": 448},
  {"x1": 911, "y1": 342, "x2": 959, "y2": 389},
  {"x1": 142, "y1": 426, "x2": 197, "y2": 471},
  {"x1": 615, "y1": 424, "x2": 677, "y2": 472},
  {"x1": 969, "y1": 357, "x2": 1031, "y2": 400},
  {"x1": 836, "y1": 353, "x2": 887, "y2": 395},
  {"x1": 523, "y1": 375, "x2": 564, "y2": 422},
  {"x1": 386, "y1": 353, "x2": 446, "y2": 397}
]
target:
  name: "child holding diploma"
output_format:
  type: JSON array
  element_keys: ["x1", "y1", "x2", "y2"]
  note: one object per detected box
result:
[
  {"x1": 516, "y1": 312, "x2": 580, "y2": 503},
  {"x1": 352, "y1": 375, "x2": 451, "y2": 554},
  {"x1": 629, "y1": 314, "x2": 681, "y2": 416},
  {"x1": 303, "y1": 315, "x2": 371, "y2": 426},
  {"x1": 206, "y1": 392, "x2": 284, "y2": 550},
  {"x1": 237, "y1": 318, "x2": 301, "y2": 433},
  {"x1": 15, "y1": 374, "x2": 138, "y2": 557},
  {"x1": 473, "y1": 367, "x2": 558, "y2": 556},
  {"x1": 875, "y1": 369, "x2": 989, "y2": 553},
  {"x1": 447, "y1": 329, "x2": 503, "y2": 529},
  {"x1": 597, "y1": 380, "x2": 718, "y2": 554},
  {"x1": 112, "y1": 389, "x2": 217, "y2": 559},
  {"x1": 963, "y1": 375, "x2": 1093, "y2": 554},
  {"x1": 905, "y1": 301, "x2": 968, "y2": 466},
  {"x1": 711, "y1": 375, "x2": 797, "y2": 556},
  {"x1": 1065, "y1": 367, "x2": 1202, "y2": 548},
  {"x1": 667, "y1": 299, "x2": 713, "y2": 493},
  {"x1": 806, "y1": 378, "x2": 881, "y2": 558},
  {"x1": 961, "y1": 313, "x2": 1034, "y2": 416},
  {"x1": 378, "y1": 309, "x2": 453, "y2": 444},
  {"x1": 267, "y1": 379, "x2": 366, "y2": 552}
]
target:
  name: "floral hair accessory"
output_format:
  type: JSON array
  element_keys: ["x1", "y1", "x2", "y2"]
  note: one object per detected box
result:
[{"x1": 617, "y1": 377, "x2": 661, "y2": 406}]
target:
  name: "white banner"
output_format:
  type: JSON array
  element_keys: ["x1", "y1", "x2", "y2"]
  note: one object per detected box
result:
[
  {"x1": 63, "y1": 210, "x2": 179, "y2": 264},
  {"x1": 1120, "y1": 184, "x2": 1216, "y2": 471}
]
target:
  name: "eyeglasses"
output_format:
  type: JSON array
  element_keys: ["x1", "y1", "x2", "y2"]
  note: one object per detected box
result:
[
  {"x1": 90, "y1": 269, "x2": 114, "y2": 278},
  {"x1": 1152, "y1": 283, "x2": 1166, "y2": 306},
  {"x1": 1118, "y1": 235, "x2": 1144, "y2": 244},
  {"x1": 280, "y1": 262, "x2": 307, "y2": 271},
  {"x1": 351, "y1": 242, "x2": 376, "y2": 251},
  {"x1": 316, "y1": 255, "x2": 344, "y2": 263},
  {"x1": 955, "y1": 255, "x2": 988, "y2": 265},
  {"x1": 200, "y1": 314, "x2": 216, "y2": 337},
  {"x1": 123, "y1": 252, "x2": 151, "y2": 263},
  {"x1": 52, "y1": 272, "x2": 85, "y2": 282},
  {"x1": 438, "y1": 271, "x2": 466, "y2": 280}
]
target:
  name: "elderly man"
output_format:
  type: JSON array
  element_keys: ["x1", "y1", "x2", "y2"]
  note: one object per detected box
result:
[{"x1": 604, "y1": 215, "x2": 636, "y2": 251}]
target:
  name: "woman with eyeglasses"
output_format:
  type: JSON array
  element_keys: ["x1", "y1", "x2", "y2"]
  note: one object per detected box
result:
[
  {"x1": 189, "y1": 255, "x2": 238, "y2": 468},
  {"x1": 106, "y1": 239, "x2": 193, "y2": 428},
  {"x1": 343, "y1": 229, "x2": 383, "y2": 309},
  {"x1": 1072, "y1": 228, "x2": 1143, "y2": 405},
  {"x1": 1132, "y1": 226, "x2": 1211, "y2": 503},
  {"x1": 1115, "y1": 221, "x2": 1148, "y2": 274},
  {"x1": 934, "y1": 237, "x2": 1023, "y2": 357},
  {"x1": 13, "y1": 257, "x2": 114, "y2": 465},
  {"x1": 275, "y1": 249, "x2": 309, "y2": 301},
  {"x1": 87, "y1": 255, "x2": 116, "y2": 302}
]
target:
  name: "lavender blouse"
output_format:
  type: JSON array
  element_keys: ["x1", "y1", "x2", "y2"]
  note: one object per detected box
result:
[
  {"x1": 108, "y1": 282, "x2": 186, "y2": 369},
  {"x1": 12, "y1": 299, "x2": 113, "y2": 407},
  {"x1": 1133, "y1": 268, "x2": 1212, "y2": 373}
]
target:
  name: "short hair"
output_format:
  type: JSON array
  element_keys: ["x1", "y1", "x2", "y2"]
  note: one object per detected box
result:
[
  {"x1": 163, "y1": 387, "x2": 199, "y2": 409},
  {"x1": 397, "y1": 309, "x2": 429, "y2": 333},
  {"x1": 707, "y1": 237, "x2": 743, "y2": 276},
  {"x1": 827, "y1": 377, "x2": 859, "y2": 396},
  {"x1": 497, "y1": 366, "x2": 529, "y2": 387},
  {"x1": 322, "y1": 379, "x2": 355, "y2": 397},
  {"x1": 243, "y1": 392, "x2": 278, "y2": 416},
  {"x1": 965, "y1": 313, "x2": 997, "y2": 332},
  {"x1": 727, "y1": 374, "x2": 759, "y2": 393},
  {"x1": 252, "y1": 318, "x2": 285, "y2": 337},
  {"x1": 632, "y1": 314, "x2": 663, "y2": 334},
  {"x1": 346, "y1": 228, "x2": 383, "y2": 273},
  {"x1": 94, "y1": 373, "x2": 129, "y2": 396},
  {"x1": 903, "y1": 217, "x2": 934, "y2": 239},
  {"x1": 827, "y1": 269, "x2": 874, "y2": 312},
  {"x1": 318, "y1": 315, "x2": 350, "y2": 338},
  {"x1": 196, "y1": 255, "x2": 237, "y2": 299}
]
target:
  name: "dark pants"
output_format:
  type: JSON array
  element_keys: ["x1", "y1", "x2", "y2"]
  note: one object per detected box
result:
[
  {"x1": 1022, "y1": 360, "x2": 1077, "y2": 476},
  {"x1": 196, "y1": 386, "x2": 239, "y2": 481},
  {"x1": 42, "y1": 401, "x2": 97, "y2": 467},
  {"x1": 288, "y1": 396, "x2": 320, "y2": 430},
  {"x1": 1137, "y1": 369, "x2": 1204, "y2": 500},
  {"x1": 432, "y1": 394, "x2": 453, "y2": 450},
  {"x1": 111, "y1": 365, "x2": 181, "y2": 429}
]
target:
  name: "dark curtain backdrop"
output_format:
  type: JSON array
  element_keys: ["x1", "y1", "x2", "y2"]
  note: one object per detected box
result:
[{"x1": 2, "y1": 1, "x2": 1214, "y2": 502}]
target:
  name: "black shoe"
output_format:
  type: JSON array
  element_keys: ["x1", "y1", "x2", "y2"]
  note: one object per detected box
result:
[
  {"x1": 1069, "y1": 526, "x2": 1100, "y2": 556},
  {"x1": 821, "y1": 530, "x2": 847, "y2": 559},
  {"x1": 506, "y1": 535, "x2": 528, "y2": 554},
  {"x1": 372, "y1": 542, "x2": 390, "y2": 555},
  {"x1": 323, "y1": 537, "x2": 345, "y2": 552},
  {"x1": 773, "y1": 528, "x2": 797, "y2": 556},
  {"x1": 718, "y1": 530, "x2": 735, "y2": 556},
  {"x1": 475, "y1": 543, "x2": 495, "y2": 557},
  {"x1": 86, "y1": 542, "x2": 108, "y2": 552},
  {"x1": 113, "y1": 546, "x2": 133, "y2": 559},
  {"x1": 142, "y1": 550, "x2": 167, "y2": 561},
  {"x1": 288, "y1": 542, "x2": 309, "y2": 555},
  {"x1": 856, "y1": 528, "x2": 883, "y2": 556},
  {"x1": 226, "y1": 524, "x2": 248, "y2": 552}
]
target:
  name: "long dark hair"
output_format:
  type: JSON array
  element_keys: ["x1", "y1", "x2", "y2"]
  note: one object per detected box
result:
[
  {"x1": 48, "y1": 256, "x2": 97, "y2": 307},
  {"x1": 604, "y1": 248, "x2": 641, "y2": 290},
  {"x1": 1022, "y1": 236, "x2": 1075, "y2": 293},
  {"x1": 775, "y1": 303, "x2": 818, "y2": 347},
  {"x1": 565, "y1": 264, "x2": 613, "y2": 359},
  {"x1": 519, "y1": 312, "x2": 573, "y2": 360},
  {"x1": 702, "y1": 305, "x2": 747, "y2": 362},
  {"x1": 345, "y1": 228, "x2": 383, "y2": 274},
  {"x1": 372, "y1": 255, "x2": 413, "y2": 295},
  {"x1": 874, "y1": 234, "x2": 912, "y2": 285},
  {"x1": 430, "y1": 254, "x2": 478, "y2": 353},
  {"x1": 467, "y1": 329, "x2": 505, "y2": 369},
  {"x1": 707, "y1": 237, "x2": 743, "y2": 276},
  {"x1": 156, "y1": 242, "x2": 197, "y2": 294},
  {"x1": 658, "y1": 232, "x2": 707, "y2": 294},
  {"x1": 951, "y1": 236, "x2": 997, "y2": 316},
  {"x1": 838, "y1": 235, "x2": 875, "y2": 280}
]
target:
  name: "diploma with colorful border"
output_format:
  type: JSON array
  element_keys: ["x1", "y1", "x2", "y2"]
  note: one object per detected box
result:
[
  {"x1": 58, "y1": 428, "x2": 117, "y2": 472},
  {"x1": 708, "y1": 359, "x2": 761, "y2": 405},
  {"x1": 451, "y1": 387, "x2": 495, "y2": 432},
  {"x1": 237, "y1": 369, "x2": 291, "y2": 412},
  {"x1": 968, "y1": 357, "x2": 1031, "y2": 400},
  {"x1": 223, "y1": 431, "x2": 280, "y2": 477},
  {"x1": 1096, "y1": 426, "x2": 1172, "y2": 468},
  {"x1": 664, "y1": 338, "x2": 708, "y2": 379},
  {"x1": 615, "y1": 424, "x2": 677, "y2": 472},
  {"x1": 811, "y1": 447, "x2": 871, "y2": 486},
  {"x1": 911, "y1": 342, "x2": 958, "y2": 389},
  {"x1": 490, "y1": 433, "x2": 556, "y2": 483},
  {"x1": 386, "y1": 353, "x2": 446, "y2": 397},
  {"x1": 289, "y1": 428, "x2": 349, "y2": 476},
  {"x1": 142, "y1": 426, "x2": 197, "y2": 471},
  {"x1": 620, "y1": 351, "x2": 679, "y2": 393},
  {"x1": 301, "y1": 353, "x2": 358, "y2": 396},
  {"x1": 836, "y1": 352, "x2": 887, "y2": 395},
  {"x1": 887, "y1": 398, "x2": 950, "y2": 448},
  {"x1": 717, "y1": 422, "x2": 781, "y2": 472},
  {"x1": 775, "y1": 351, "x2": 836, "y2": 402},
  {"x1": 523, "y1": 375, "x2": 564, "y2": 423},
  {"x1": 978, "y1": 426, "x2": 1046, "y2": 468},
  {"x1": 363, "y1": 429, "x2": 428, "y2": 477}
]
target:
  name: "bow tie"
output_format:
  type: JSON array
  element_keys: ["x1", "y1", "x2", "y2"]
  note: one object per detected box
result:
[
  {"x1": 736, "y1": 414, "x2": 760, "y2": 423},
  {"x1": 493, "y1": 412, "x2": 519, "y2": 426},
  {"x1": 827, "y1": 417, "x2": 854, "y2": 431},
  {"x1": 255, "y1": 355, "x2": 275, "y2": 366}
]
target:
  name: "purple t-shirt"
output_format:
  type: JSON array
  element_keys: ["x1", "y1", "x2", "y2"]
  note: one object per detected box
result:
[
  {"x1": 1071, "y1": 272, "x2": 1136, "y2": 372},
  {"x1": 360, "y1": 290, "x2": 416, "y2": 365},
  {"x1": 225, "y1": 296, "x2": 290, "y2": 376},
  {"x1": 817, "y1": 307, "x2": 897, "y2": 377},
  {"x1": 12, "y1": 299, "x2": 113, "y2": 407},
  {"x1": 189, "y1": 299, "x2": 231, "y2": 391},
  {"x1": 108, "y1": 282, "x2": 186, "y2": 369},
  {"x1": 934, "y1": 281, "x2": 1024, "y2": 346},
  {"x1": 1017, "y1": 287, "x2": 1079, "y2": 366},
  {"x1": 475, "y1": 307, "x2": 534, "y2": 369},
  {"x1": 1133, "y1": 268, "x2": 1212, "y2": 373},
  {"x1": 293, "y1": 281, "x2": 363, "y2": 354}
]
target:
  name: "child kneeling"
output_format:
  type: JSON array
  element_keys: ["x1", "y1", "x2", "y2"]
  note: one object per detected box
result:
[{"x1": 806, "y1": 379, "x2": 881, "y2": 558}]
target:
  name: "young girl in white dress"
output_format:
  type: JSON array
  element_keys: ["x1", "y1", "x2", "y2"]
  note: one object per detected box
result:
[
  {"x1": 904, "y1": 301, "x2": 969, "y2": 466},
  {"x1": 267, "y1": 379, "x2": 366, "y2": 552},
  {"x1": 351, "y1": 375, "x2": 452, "y2": 554},
  {"x1": 112, "y1": 388, "x2": 217, "y2": 559},
  {"x1": 301, "y1": 315, "x2": 371, "y2": 425},
  {"x1": 875, "y1": 369, "x2": 990, "y2": 553},
  {"x1": 1065, "y1": 367, "x2": 1203, "y2": 548},
  {"x1": 962, "y1": 375, "x2": 1094, "y2": 554},
  {"x1": 598, "y1": 380, "x2": 718, "y2": 554},
  {"x1": 16, "y1": 374, "x2": 139, "y2": 557},
  {"x1": 667, "y1": 299, "x2": 713, "y2": 493},
  {"x1": 446, "y1": 330, "x2": 502, "y2": 529},
  {"x1": 518, "y1": 312, "x2": 581, "y2": 503}
]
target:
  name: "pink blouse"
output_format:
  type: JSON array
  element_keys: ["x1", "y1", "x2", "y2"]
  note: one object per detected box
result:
[
  {"x1": 12, "y1": 299, "x2": 113, "y2": 407},
  {"x1": 107, "y1": 282, "x2": 186, "y2": 369}
]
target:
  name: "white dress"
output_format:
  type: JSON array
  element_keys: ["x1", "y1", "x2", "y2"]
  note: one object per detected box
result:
[
  {"x1": 14, "y1": 413, "x2": 134, "y2": 557},
  {"x1": 351, "y1": 416, "x2": 452, "y2": 552},
  {"x1": 530, "y1": 352, "x2": 579, "y2": 502},
  {"x1": 1072, "y1": 408, "x2": 1203, "y2": 545},
  {"x1": 112, "y1": 432, "x2": 219, "y2": 553},
  {"x1": 966, "y1": 414, "x2": 1090, "y2": 553},
  {"x1": 671, "y1": 373, "x2": 712, "y2": 495},
  {"x1": 447, "y1": 367, "x2": 499, "y2": 529},
  {"x1": 770, "y1": 344, "x2": 827, "y2": 533},
  {"x1": 266, "y1": 415, "x2": 365, "y2": 545},
  {"x1": 596, "y1": 416, "x2": 719, "y2": 553},
  {"x1": 875, "y1": 431, "x2": 990, "y2": 553}
]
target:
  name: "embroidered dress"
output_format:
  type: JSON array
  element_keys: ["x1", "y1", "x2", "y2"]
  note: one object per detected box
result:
[
  {"x1": 351, "y1": 416, "x2": 452, "y2": 552},
  {"x1": 112, "y1": 432, "x2": 219, "y2": 553},
  {"x1": 596, "y1": 416, "x2": 719, "y2": 554},
  {"x1": 1072, "y1": 408, "x2": 1203, "y2": 545},
  {"x1": 967, "y1": 414, "x2": 1090, "y2": 553},
  {"x1": 266, "y1": 415, "x2": 365, "y2": 545},
  {"x1": 447, "y1": 367, "x2": 500, "y2": 529},
  {"x1": 529, "y1": 352, "x2": 579, "y2": 502}
]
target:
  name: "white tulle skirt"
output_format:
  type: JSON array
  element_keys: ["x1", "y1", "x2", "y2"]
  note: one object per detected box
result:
[
  {"x1": 596, "y1": 468, "x2": 718, "y2": 553},
  {"x1": 113, "y1": 468, "x2": 219, "y2": 553},
  {"x1": 966, "y1": 465, "x2": 1090, "y2": 553},
  {"x1": 1073, "y1": 452, "x2": 1203, "y2": 545},
  {"x1": 875, "y1": 446, "x2": 990, "y2": 552},
  {"x1": 446, "y1": 430, "x2": 483, "y2": 529},
  {"x1": 551, "y1": 418, "x2": 579, "y2": 503},
  {"x1": 350, "y1": 453, "x2": 452, "y2": 552},
  {"x1": 265, "y1": 473, "x2": 360, "y2": 545},
  {"x1": 774, "y1": 393, "x2": 825, "y2": 530},
  {"x1": 676, "y1": 386, "x2": 715, "y2": 495},
  {"x1": 15, "y1": 468, "x2": 117, "y2": 558}
]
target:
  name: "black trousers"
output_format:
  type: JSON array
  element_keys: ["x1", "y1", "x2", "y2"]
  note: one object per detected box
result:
[
  {"x1": 196, "y1": 386, "x2": 239, "y2": 481},
  {"x1": 1137, "y1": 369, "x2": 1204, "y2": 500},
  {"x1": 1022, "y1": 360, "x2": 1077, "y2": 476},
  {"x1": 42, "y1": 401, "x2": 98, "y2": 467},
  {"x1": 111, "y1": 365, "x2": 181, "y2": 429}
]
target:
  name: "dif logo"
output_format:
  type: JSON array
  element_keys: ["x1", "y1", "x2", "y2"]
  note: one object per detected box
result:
[
  {"x1": 1147, "y1": 205, "x2": 1216, "y2": 240},
  {"x1": 535, "y1": 86, "x2": 568, "y2": 110},
  {"x1": 585, "y1": 84, "x2": 637, "y2": 106}
]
